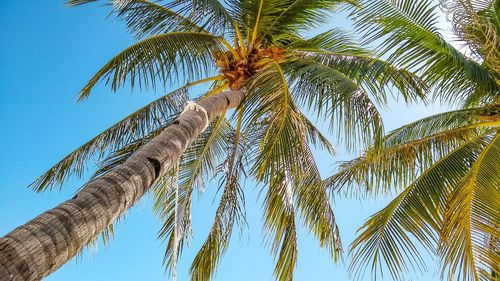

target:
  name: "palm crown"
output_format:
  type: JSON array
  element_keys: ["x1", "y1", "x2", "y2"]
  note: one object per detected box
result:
[
  {"x1": 28, "y1": 0, "x2": 429, "y2": 280},
  {"x1": 327, "y1": 0, "x2": 500, "y2": 280}
]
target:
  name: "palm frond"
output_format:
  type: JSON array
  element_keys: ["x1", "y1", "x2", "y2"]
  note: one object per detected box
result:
[
  {"x1": 243, "y1": 60, "x2": 307, "y2": 180},
  {"x1": 283, "y1": 57, "x2": 384, "y2": 149},
  {"x1": 77, "y1": 32, "x2": 226, "y2": 100},
  {"x1": 301, "y1": 113, "x2": 337, "y2": 156},
  {"x1": 175, "y1": 0, "x2": 236, "y2": 35},
  {"x1": 294, "y1": 142, "x2": 343, "y2": 261},
  {"x1": 326, "y1": 105, "x2": 500, "y2": 196},
  {"x1": 68, "y1": 0, "x2": 235, "y2": 35},
  {"x1": 152, "y1": 170, "x2": 193, "y2": 278},
  {"x1": 111, "y1": 0, "x2": 209, "y2": 38},
  {"x1": 326, "y1": 125, "x2": 484, "y2": 197},
  {"x1": 263, "y1": 172, "x2": 298, "y2": 281},
  {"x1": 352, "y1": 0, "x2": 499, "y2": 104},
  {"x1": 349, "y1": 133, "x2": 493, "y2": 281},
  {"x1": 234, "y1": 0, "x2": 356, "y2": 44},
  {"x1": 383, "y1": 104, "x2": 500, "y2": 147},
  {"x1": 439, "y1": 132, "x2": 500, "y2": 281},
  {"x1": 243, "y1": 60, "x2": 343, "y2": 276},
  {"x1": 30, "y1": 87, "x2": 187, "y2": 192},
  {"x1": 440, "y1": 0, "x2": 500, "y2": 78},
  {"x1": 287, "y1": 28, "x2": 371, "y2": 54}
]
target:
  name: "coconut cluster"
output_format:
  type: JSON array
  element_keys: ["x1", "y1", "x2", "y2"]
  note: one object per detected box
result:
[{"x1": 215, "y1": 45, "x2": 285, "y2": 90}]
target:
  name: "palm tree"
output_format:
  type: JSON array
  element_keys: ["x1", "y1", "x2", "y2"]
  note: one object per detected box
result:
[
  {"x1": 0, "y1": 1, "x2": 426, "y2": 280},
  {"x1": 326, "y1": 0, "x2": 500, "y2": 280}
]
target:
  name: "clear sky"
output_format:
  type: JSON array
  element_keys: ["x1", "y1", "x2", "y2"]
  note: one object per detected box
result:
[{"x1": 0, "y1": 1, "x2": 452, "y2": 281}]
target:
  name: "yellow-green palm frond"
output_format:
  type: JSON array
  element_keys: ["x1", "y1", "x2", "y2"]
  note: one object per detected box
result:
[
  {"x1": 156, "y1": 115, "x2": 234, "y2": 276},
  {"x1": 242, "y1": 60, "x2": 343, "y2": 278},
  {"x1": 302, "y1": 113, "x2": 337, "y2": 156},
  {"x1": 325, "y1": 105, "x2": 500, "y2": 196},
  {"x1": 287, "y1": 29, "x2": 428, "y2": 105},
  {"x1": 110, "y1": 0, "x2": 209, "y2": 38},
  {"x1": 327, "y1": 104, "x2": 500, "y2": 280},
  {"x1": 152, "y1": 168, "x2": 193, "y2": 278},
  {"x1": 439, "y1": 132, "x2": 500, "y2": 281},
  {"x1": 67, "y1": 0, "x2": 235, "y2": 36},
  {"x1": 352, "y1": 0, "x2": 499, "y2": 105},
  {"x1": 243, "y1": 60, "x2": 305, "y2": 181},
  {"x1": 348, "y1": 133, "x2": 494, "y2": 281},
  {"x1": 294, "y1": 143, "x2": 343, "y2": 261}
]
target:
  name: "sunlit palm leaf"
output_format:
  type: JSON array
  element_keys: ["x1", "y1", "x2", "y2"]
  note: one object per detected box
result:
[
  {"x1": 383, "y1": 104, "x2": 500, "y2": 147},
  {"x1": 349, "y1": 133, "x2": 493, "y2": 281},
  {"x1": 156, "y1": 116, "x2": 234, "y2": 275},
  {"x1": 174, "y1": 0, "x2": 236, "y2": 35},
  {"x1": 234, "y1": 0, "x2": 357, "y2": 44},
  {"x1": 439, "y1": 132, "x2": 500, "y2": 281},
  {"x1": 325, "y1": 106, "x2": 500, "y2": 196},
  {"x1": 243, "y1": 61, "x2": 343, "y2": 278},
  {"x1": 294, "y1": 142, "x2": 343, "y2": 261},
  {"x1": 263, "y1": 172, "x2": 298, "y2": 281}
]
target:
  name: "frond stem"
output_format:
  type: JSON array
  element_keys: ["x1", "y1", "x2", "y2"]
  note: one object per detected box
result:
[{"x1": 250, "y1": 0, "x2": 265, "y2": 49}]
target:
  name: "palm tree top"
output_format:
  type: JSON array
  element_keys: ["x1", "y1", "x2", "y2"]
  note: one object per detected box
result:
[{"x1": 29, "y1": 0, "x2": 428, "y2": 280}]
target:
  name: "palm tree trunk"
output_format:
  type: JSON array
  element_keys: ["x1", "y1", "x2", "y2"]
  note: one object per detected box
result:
[{"x1": 0, "y1": 90, "x2": 245, "y2": 281}]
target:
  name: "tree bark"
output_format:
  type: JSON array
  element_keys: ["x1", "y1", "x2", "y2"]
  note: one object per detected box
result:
[{"x1": 0, "y1": 90, "x2": 245, "y2": 281}]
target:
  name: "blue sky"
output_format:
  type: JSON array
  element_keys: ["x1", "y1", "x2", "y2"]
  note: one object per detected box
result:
[{"x1": 0, "y1": 1, "x2": 451, "y2": 280}]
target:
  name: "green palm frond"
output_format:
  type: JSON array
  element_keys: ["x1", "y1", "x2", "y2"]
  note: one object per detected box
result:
[
  {"x1": 348, "y1": 133, "x2": 493, "y2": 281},
  {"x1": 243, "y1": 60, "x2": 343, "y2": 277},
  {"x1": 352, "y1": 0, "x2": 499, "y2": 104},
  {"x1": 233, "y1": 0, "x2": 357, "y2": 44},
  {"x1": 178, "y1": 115, "x2": 233, "y2": 192},
  {"x1": 294, "y1": 142, "x2": 343, "y2": 261},
  {"x1": 111, "y1": 0, "x2": 208, "y2": 38},
  {"x1": 302, "y1": 113, "x2": 337, "y2": 156},
  {"x1": 287, "y1": 28, "x2": 371, "y2": 54},
  {"x1": 439, "y1": 132, "x2": 500, "y2": 281},
  {"x1": 383, "y1": 105, "x2": 500, "y2": 147},
  {"x1": 243, "y1": 60, "x2": 305, "y2": 180},
  {"x1": 152, "y1": 169, "x2": 193, "y2": 278},
  {"x1": 326, "y1": 125, "x2": 483, "y2": 196},
  {"x1": 287, "y1": 28, "x2": 428, "y2": 104},
  {"x1": 68, "y1": 0, "x2": 235, "y2": 35},
  {"x1": 30, "y1": 87, "x2": 187, "y2": 192},
  {"x1": 174, "y1": 0, "x2": 236, "y2": 35},
  {"x1": 77, "y1": 32, "x2": 227, "y2": 100},
  {"x1": 283, "y1": 57, "x2": 384, "y2": 149}
]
